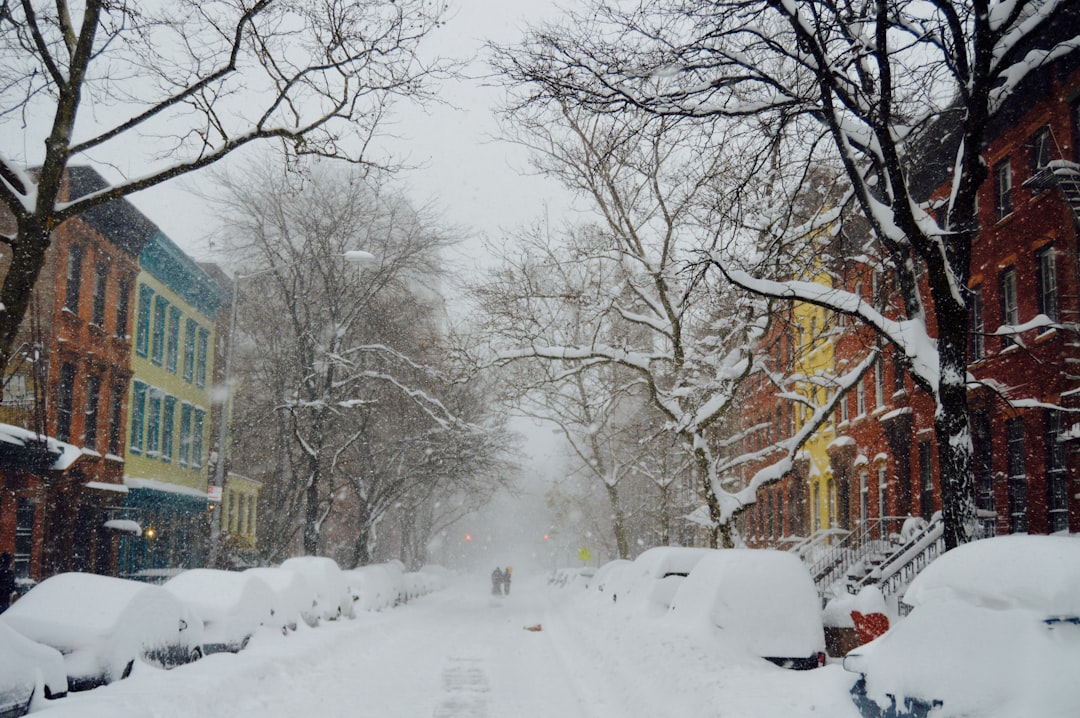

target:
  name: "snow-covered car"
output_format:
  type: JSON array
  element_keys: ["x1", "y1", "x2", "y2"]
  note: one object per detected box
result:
[
  {"x1": 668, "y1": 549, "x2": 826, "y2": 670},
  {"x1": 613, "y1": 547, "x2": 713, "y2": 614},
  {"x1": 165, "y1": 569, "x2": 278, "y2": 653},
  {"x1": 843, "y1": 535, "x2": 1080, "y2": 718},
  {"x1": 0, "y1": 619, "x2": 68, "y2": 717},
  {"x1": 280, "y1": 556, "x2": 353, "y2": 621},
  {"x1": 0, "y1": 573, "x2": 204, "y2": 691},
  {"x1": 343, "y1": 563, "x2": 405, "y2": 612},
  {"x1": 245, "y1": 566, "x2": 320, "y2": 630},
  {"x1": 588, "y1": 559, "x2": 632, "y2": 598}
]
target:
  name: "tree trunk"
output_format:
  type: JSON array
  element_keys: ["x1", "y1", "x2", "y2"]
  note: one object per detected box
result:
[
  {"x1": 604, "y1": 482, "x2": 630, "y2": 559},
  {"x1": 933, "y1": 298, "x2": 976, "y2": 550},
  {"x1": 0, "y1": 220, "x2": 51, "y2": 376}
]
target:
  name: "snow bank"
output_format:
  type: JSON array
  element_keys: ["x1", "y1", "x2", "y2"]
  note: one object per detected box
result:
[
  {"x1": 165, "y1": 569, "x2": 277, "y2": 651},
  {"x1": 668, "y1": 549, "x2": 825, "y2": 661},
  {"x1": 903, "y1": 534, "x2": 1080, "y2": 614},
  {"x1": 280, "y1": 557, "x2": 353, "y2": 621}
]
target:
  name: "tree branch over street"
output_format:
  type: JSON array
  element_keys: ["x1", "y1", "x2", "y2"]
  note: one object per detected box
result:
[
  {"x1": 0, "y1": 0, "x2": 449, "y2": 374},
  {"x1": 494, "y1": 0, "x2": 1080, "y2": 549}
]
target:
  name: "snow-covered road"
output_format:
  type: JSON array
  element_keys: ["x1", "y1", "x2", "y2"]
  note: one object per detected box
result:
[{"x1": 31, "y1": 572, "x2": 860, "y2": 718}]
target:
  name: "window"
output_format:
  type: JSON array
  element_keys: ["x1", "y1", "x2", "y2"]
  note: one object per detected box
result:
[
  {"x1": 84, "y1": 374, "x2": 101, "y2": 449},
  {"x1": 166, "y1": 307, "x2": 181, "y2": 373},
  {"x1": 859, "y1": 470, "x2": 869, "y2": 524},
  {"x1": 892, "y1": 353, "x2": 906, "y2": 393},
  {"x1": 856, "y1": 376, "x2": 866, "y2": 416},
  {"x1": 91, "y1": 262, "x2": 108, "y2": 327},
  {"x1": 183, "y1": 318, "x2": 197, "y2": 382},
  {"x1": 135, "y1": 284, "x2": 153, "y2": 356},
  {"x1": 918, "y1": 441, "x2": 934, "y2": 519},
  {"x1": 1037, "y1": 246, "x2": 1058, "y2": 322},
  {"x1": 146, "y1": 391, "x2": 162, "y2": 457},
  {"x1": 877, "y1": 466, "x2": 888, "y2": 521},
  {"x1": 130, "y1": 381, "x2": 147, "y2": 453},
  {"x1": 969, "y1": 285, "x2": 985, "y2": 361},
  {"x1": 1046, "y1": 410, "x2": 1068, "y2": 533},
  {"x1": 192, "y1": 408, "x2": 205, "y2": 468},
  {"x1": 64, "y1": 245, "x2": 83, "y2": 312},
  {"x1": 1006, "y1": 418, "x2": 1027, "y2": 533},
  {"x1": 1001, "y1": 267, "x2": 1018, "y2": 348},
  {"x1": 116, "y1": 278, "x2": 131, "y2": 338},
  {"x1": 1031, "y1": 126, "x2": 1051, "y2": 174},
  {"x1": 14, "y1": 499, "x2": 34, "y2": 579},
  {"x1": 161, "y1": 396, "x2": 176, "y2": 462},
  {"x1": 179, "y1": 403, "x2": 193, "y2": 466},
  {"x1": 196, "y1": 329, "x2": 209, "y2": 388},
  {"x1": 56, "y1": 362, "x2": 76, "y2": 442},
  {"x1": 840, "y1": 389, "x2": 849, "y2": 423},
  {"x1": 874, "y1": 358, "x2": 885, "y2": 408},
  {"x1": 995, "y1": 159, "x2": 1012, "y2": 219},
  {"x1": 151, "y1": 296, "x2": 169, "y2": 365},
  {"x1": 108, "y1": 383, "x2": 124, "y2": 455}
]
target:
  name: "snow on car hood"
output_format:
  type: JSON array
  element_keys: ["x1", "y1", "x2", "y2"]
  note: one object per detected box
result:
[{"x1": 904, "y1": 535, "x2": 1080, "y2": 615}]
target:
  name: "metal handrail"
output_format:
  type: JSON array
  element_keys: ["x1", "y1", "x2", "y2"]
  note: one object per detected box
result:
[
  {"x1": 848, "y1": 513, "x2": 945, "y2": 597},
  {"x1": 807, "y1": 517, "x2": 910, "y2": 593}
]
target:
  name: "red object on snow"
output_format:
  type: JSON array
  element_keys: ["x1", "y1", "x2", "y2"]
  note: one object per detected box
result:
[{"x1": 851, "y1": 610, "x2": 890, "y2": 644}]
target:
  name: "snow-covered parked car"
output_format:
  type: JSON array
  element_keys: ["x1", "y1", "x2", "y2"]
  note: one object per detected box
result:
[
  {"x1": 843, "y1": 535, "x2": 1080, "y2": 718},
  {"x1": 280, "y1": 556, "x2": 353, "y2": 621},
  {"x1": 0, "y1": 573, "x2": 203, "y2": 691},
  {"x1": 165, "y1": 569, "x2": 278, "y2": 653},
  {"x1": 668, "y1": 549, "x2": 826, "y2": 670},
  {"x1": 343, "y1": 563, "x2": 406, "y2": 612},
  {"x1": 245, "y1": 566, "x2": 319, "y2": 630},
  {"x1": 588, "y1": 559, "x2": 632, "y2": 598},
  {"x1": 613, "y1": 547, "x2": 713, "y2": 614},
  {"x1": 0, "y1": 620, "x2": 68, "y2": 717}
]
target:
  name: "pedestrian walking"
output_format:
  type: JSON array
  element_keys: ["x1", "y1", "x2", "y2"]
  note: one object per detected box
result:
[
  {"x1": 0, "y1": 552, "x2": 15, "y2": 614},
  {"x1": 502, "y1": 566, "x2": 512, "y2": 596},
  {"x1": 491, "y1": 566, "x2": 504, "y2": 596}
]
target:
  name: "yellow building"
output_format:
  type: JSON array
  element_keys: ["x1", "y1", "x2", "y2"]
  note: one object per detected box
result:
[
  {"x1": 792, "y1": 269, "x2": 838, "y2": 533},
  {"x1": 119, "y1": 230, "x2": 227, "y2": 575}
]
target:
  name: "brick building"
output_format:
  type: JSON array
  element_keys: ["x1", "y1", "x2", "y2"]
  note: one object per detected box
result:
[{"x1": 0, "y1": 167, "x2": 155, "y2": 582}]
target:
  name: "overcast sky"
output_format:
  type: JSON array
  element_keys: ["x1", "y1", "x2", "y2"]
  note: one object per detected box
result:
[{"x1": 123, "y1": 1, "x2": 575, "y2": 267}]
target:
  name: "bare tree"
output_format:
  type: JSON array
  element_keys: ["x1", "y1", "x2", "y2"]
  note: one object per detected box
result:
[
  {"x1": 213, "y1": 162, "x2": 507, "y2": 560},
  {"x1": 0, "y1": 0, "x2": 447, "y2": 375},
  {"x1": 494, "y1": 0, "x2": 1080, "y2": 549}
]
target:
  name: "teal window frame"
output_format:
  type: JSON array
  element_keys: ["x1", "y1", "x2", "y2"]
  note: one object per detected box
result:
[
  {"x1": 130, "y1": 381, "x2": 147, "y2": 453},
  {"x1": 161, "y1": 395, "x2": 176, "y2": 462},
  {"x1": 146, "y1": 391, "x2": 162, "y2": 457},
  {"x1": 166, "y1": 307, "x2": 181, "y2": 373},
  {"x1": 192, "y1": 408, "x2": 205, "y2": 468},
  {"x1": 196, "y1": 328, "x2": 209, "y2": 388},
  {"x1": 135, "y1": 285, "x2": 153, "y2": 357},
  {"x1": 183, "y1": 318, "x2": 197, "y2": 382},
  {"x1": 151, "y1": 296, "x2": 169, "y2": 365},
  {"x1": 179, "y1": 403, "x2": 192, "y2": 466}
]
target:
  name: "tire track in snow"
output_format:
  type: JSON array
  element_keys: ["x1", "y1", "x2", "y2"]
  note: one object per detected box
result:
[{"x1": 433, "y1": 655, "x2": 491, "y2": 718}]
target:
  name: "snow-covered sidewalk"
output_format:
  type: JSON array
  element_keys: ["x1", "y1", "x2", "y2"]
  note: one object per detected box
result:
[{"x1": 29, "y1": 572, "x2": 860, "y2": 718}]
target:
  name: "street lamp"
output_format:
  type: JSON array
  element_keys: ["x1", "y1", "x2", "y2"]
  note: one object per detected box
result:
[{"x1": 207, "y1": 250, "x2": 376, "y2": 566}]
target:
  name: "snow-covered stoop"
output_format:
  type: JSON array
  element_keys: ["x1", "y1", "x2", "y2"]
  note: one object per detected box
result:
[{"x1": 845, "y1": 513, "x2": 945, "y2": 614}]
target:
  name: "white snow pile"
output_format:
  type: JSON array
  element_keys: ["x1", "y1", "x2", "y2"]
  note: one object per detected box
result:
[
  {"x1": 1, "y1": 573, "x2": 198, "y2": 686},
  {"x1": 903, "y1": 533, "x2": 1080, "y2": 614},
  {"x1": 667, "y1": 549, "x2": 826, "y2": 662},
  {"x1": 604, "y1": 547, "x2": 713, "y2": 615},
  {"x1": 279, "y1": 556, "x2": 354, "y2": 621},
  {"x1": 848, "y1": 535, "x2": 1080, "y2": 718},
  {"x1": 164, "y1": 569, "x2": 279, "y2": 651}
]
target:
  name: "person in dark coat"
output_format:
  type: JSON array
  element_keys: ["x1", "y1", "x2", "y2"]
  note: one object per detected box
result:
[
  {"x1": 491, "y1": 566, "x2": 504, "y2": 596},
  {"x1": 502, "y1": 566, "x2": 512, "y2": 596},
  {"x1": 0, "y1": 552, "x2": 15, "y2": 614}
]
